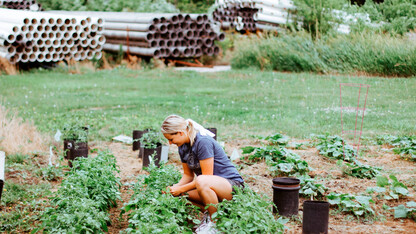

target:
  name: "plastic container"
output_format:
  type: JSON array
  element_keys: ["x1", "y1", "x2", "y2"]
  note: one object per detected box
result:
[
  {"x1": 132, "y1": 129, "x2": 149, "y2": 151},
  {"x1": 142, "y1": 144, "x2": 162, "y2": 168},
  {"x1": 302, "y1": 200, "x2": 329, "y2": 234},
  {"x1": 0, "y1": 179, "x2": 3, "y2": 202},
  {"x1": 272, "y1": 177, "x2": 300, "y2": 216},
  {"x1": 67, "y1": 141, "x2": 88, "y2": 167}
]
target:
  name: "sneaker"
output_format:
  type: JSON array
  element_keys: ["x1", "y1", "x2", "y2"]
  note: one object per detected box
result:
[{"x1": 195, "y1": 213, "x2": 219, "y2": 234}]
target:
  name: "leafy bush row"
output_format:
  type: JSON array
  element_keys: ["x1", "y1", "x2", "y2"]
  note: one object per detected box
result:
[
  {"x1": 242, "y1": 134, "x2": 327, "y2": 199},
  {"x1": 376, "y1": 135, "x2": 416, "y2": 160},
  {"x1": 315, "y1": 134, "x2": 380, "y2": 179},
  {"x1": 37, "y1": 150, "x2": 121, "y2": 233},
  {"x1": 328, "y1": 174, "x2": 411, "y2": 219},
  {"x1": 121, "y1": 163, "x2": 198, "y2": 233},
  {"x1": 122, "y1": 161, "x2": 287, "y2": 233},
  {"x1": 213, "y1": 187, "x2": 287, "y2": 233},
  {"x1": 231, "y1": 33, "x2": 416, "y2": 77}
]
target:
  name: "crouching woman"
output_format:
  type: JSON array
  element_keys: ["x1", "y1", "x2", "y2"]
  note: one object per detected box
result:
[{"x1": 161, "y1": 114, "x2": 244, "y2": 218}]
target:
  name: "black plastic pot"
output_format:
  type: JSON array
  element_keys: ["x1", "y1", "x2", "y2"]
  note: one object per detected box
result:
[
  {"x1": 67, "y1": 141, "x2": 88, "y2": 168},
  {"x1": 0, "y1": 179, "x2": 3, "y2": 202},
  {"x1": 272, "y1": 177, "x2": 300, "y2": 216},
  {"x1": 302, "y1": 201, "x2": 329, "y2": 234},
  {"x1": 207, "y1": 128, "x2": 217, "y2": 140},
  {"x1": 142, "y1": 144, "x2": 162, "y2": 168},
  {"x1": 132, "y1": 129, "x2": 149, "y2": 151}
]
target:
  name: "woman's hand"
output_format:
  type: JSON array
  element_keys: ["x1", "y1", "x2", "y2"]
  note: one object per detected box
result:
[{"x1": 168, "y1": 185, "x2": 184, "y2": 196}]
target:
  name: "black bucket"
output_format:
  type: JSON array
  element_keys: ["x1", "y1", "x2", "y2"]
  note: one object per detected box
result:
[
  {"x1": 302, "y1": 200, "x2": 329, "y2": 234},
  {"x1": 0, "y1": 179, "x2": 3, "y2": 202},
  {"x1": 207, "y1": 128, "x2": 217, "y2": 140},
  {"x1": 272, "y1": 177, "x2": 300, "y2": 216},
  {"x1": 142, "y1": 144, "x2": 162, "y2": 168},
  {"x1": 67, "y1": 141, "x2": 88, "y2": 168},
  {"x1": 132, "y1": 129, "x2": 149, "y2": 151}
]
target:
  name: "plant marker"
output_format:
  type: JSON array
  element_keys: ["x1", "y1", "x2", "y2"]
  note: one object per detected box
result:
[
  {"x1": 339, "y1": 83, "x2": 370, "y2": 158},
  {"x1": 0, "y1": 151, "x2": 5, "y2": 202},
  {"x1": 0, "y1": 151, "x2": 4, "y2": 181}
]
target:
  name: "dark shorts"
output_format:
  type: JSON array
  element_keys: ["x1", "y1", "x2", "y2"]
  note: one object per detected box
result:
[{"x1": 227, "y1": 179, "x2": 245, "y2": 193}]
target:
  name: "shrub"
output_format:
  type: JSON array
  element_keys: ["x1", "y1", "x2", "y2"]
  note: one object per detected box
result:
[
  {"x1": 231, "y1": 32, "x2": 416, "y2": 77},
  {"x1": 38, "y1": 0, "x2": 178, "y2": 12}
]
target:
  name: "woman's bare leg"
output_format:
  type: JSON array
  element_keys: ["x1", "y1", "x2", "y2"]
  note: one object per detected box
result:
[{"x1": 195, "y1": 175, "x2": 233, "y2": 216}]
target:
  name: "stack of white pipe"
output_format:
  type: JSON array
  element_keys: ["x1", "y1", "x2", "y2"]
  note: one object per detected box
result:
[
  {"x1": 0, "y1": 0, "x2": 43, "y2": 11},
  {"x1": 0, "y1": 8, "x2": 105, "y2": 63},
  {"x1": 212, "y1": 0, "x2": 295, "y2": 32},
  {"x1": 50, "y1": 11, "x2": 225, "y2": 58}
]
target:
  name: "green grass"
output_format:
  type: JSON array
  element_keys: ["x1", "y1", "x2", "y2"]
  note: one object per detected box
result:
[{"x1": 0, "y1": 67, "x2": 415, "y2": 141}]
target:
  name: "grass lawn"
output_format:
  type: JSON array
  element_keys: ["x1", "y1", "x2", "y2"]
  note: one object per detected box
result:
[{"x1": 0, "y1": 67, "x2": 415, "y2": 141}]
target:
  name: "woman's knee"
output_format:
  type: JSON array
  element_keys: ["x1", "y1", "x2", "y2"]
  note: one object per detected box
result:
[{"x1": 195, "y1": 175, "x2": 211, "y2": 190}]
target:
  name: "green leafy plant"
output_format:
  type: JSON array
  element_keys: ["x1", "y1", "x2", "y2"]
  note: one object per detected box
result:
[
  {"x1": 366, "y1": 175, "x2": 409, "y2": 200},
  {"x1": 376, "y1": 135, "x2": 416, "y2": 160},
  {"x1": 61, "y1": 117, "x2": 89, "y2": 143},
  {"x1": 35, "y1": 164, "x2": 65, "y2": 181},
  {"x1": 315, "y1": 134, "x2": 357, "y2": 162},
  {"x1": 394, "y1": 201, "x2": 416, "y2": 221},
  {"x1": 298, "y1": 174, "x2": 328, "y2": 199},
  {"x1": 338, "y1": 160, "x2": 381, "y2": 179},
  {"x1": 139, "y1": 130, "x2": 164, "y2": 149},
  {"x1": 122, "y1": 162, "x2": 198, "y2": 233},
  {"x1": 213, "y1": 187, "x2": 287, "y2": 233},
  {"x1": 263, "y1": 133, "x2": 290, "y2": 146},
  {"x1": 292, "y1": 0, "x2": 345, "y2": 39},
  {"x1": 37, "y1": 150, "x2": 121, "y2": 233},
  {"x1": 242, "y1": 146, "x2": 311, "y2": 176},
  {"x1": 327, "y1": 192, "x2": 375, "y2": 217}
]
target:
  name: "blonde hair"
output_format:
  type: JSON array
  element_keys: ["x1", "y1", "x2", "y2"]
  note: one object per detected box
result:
[{"x1": 161, "y1": 115, "x2": 197, "y2": 145}]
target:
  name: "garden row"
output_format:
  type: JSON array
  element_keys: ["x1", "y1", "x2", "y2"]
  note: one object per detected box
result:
[
  {"x1": 241, "y1": 133, "x2": 416, "y2": 221},
  {"x1": 36, "y1": 150, "x2": 121, "y2": 232},
  {"x1": 121, "y1": 161, "x2": 287, "y2": 233}
]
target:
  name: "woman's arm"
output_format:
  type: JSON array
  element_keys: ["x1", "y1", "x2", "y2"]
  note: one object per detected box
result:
[
  {"x1": 169, "y1": 163, "x2": 196, "y2": 196},
  {"x1": 199, "y1": 157, "x2": 214, "y2": 175},
  {"x1": 174, "y1": 163, "x2": 195, "y2": 186}
]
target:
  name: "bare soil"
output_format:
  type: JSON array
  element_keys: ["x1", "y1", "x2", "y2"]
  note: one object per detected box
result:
[{"x1": 94, "y1": 138, "x2": 416, "y2": 233}]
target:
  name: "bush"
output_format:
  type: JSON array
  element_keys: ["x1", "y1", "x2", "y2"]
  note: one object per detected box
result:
[
  {"x1": 231, "y1": 32, "x2": 416, "y2": 77},
  {"x1": 38, "y1": 0, "x2": 178, "y2": 12}
]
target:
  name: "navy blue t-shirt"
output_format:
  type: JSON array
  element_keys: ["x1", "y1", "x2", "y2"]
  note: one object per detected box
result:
[{"x1": 178, "y1": 133, "x2": 244, "y2": 183}]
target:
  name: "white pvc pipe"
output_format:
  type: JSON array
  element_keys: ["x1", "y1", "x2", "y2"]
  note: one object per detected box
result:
[
  {"x1": 253, "y1": 12, "x2": 292, "y2": 25},
  {"x1": 0, "y1": 151, "x2": 4, "y2": 181},
  {"x1": 257, "y1": 4, "x2": 290, "y2": 18}
]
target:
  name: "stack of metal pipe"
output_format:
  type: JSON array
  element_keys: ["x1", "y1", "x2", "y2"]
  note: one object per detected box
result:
[
  {"x1": 212, "y1": 0, "x2": 295, "y2": 32},
  {"x1": 212, "y1": 0, "x2": 258, "y2": 32},
  {"x1": 0, "y1": 0, "x2": 43, "y2": 11},
  {"x1": 49, "y1": 11, "x2": 225, "y2": 58},
  {"x1": 0, "y1": 8, "x2": 105, "y2": 64}
]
